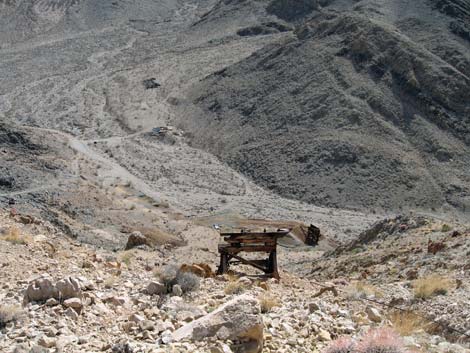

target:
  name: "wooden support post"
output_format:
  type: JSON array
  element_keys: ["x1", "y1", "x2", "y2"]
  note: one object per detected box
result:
[
  {"x1": 269, "y1": 251, "x2": 279, "y2": 280},
  {"x1": 217, "y1": 251, "x2": 229, "y2": 275}
]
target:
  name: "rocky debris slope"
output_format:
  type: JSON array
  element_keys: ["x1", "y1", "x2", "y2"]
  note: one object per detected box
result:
[
  {"x1": 181, "y1": 0, "x2": 470, "y2": 215},
  {"x1": 1, "y1": 209, "x2": 469, "y2": 353},
  {"x1": 311, "y1": 215, "x2": 470, "y2": 344}
]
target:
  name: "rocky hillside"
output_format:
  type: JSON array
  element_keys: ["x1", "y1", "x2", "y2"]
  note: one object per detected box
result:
[
  {"x1": 1, "y1": 208, "x2": 469, "y2": 353},
  {"x1": 182, "y1": 0, "x2": 470, "y2": 215},
  {"x1": 1, "y1": 2, "x2": 470, "y2": 351}
]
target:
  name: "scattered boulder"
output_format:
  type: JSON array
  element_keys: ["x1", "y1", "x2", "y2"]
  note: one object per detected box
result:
[
  {"x1": 63, "y1": 298, "x2": 82, "y2": 313},
  {"x1": 24, "y1": 276, "x2": 57, "y2": 303},
  {"x1": 172, "y1": 294, "x2": 263, "y2": 353},
  {"x1": 56, "y1": 277, "x2": 82, "y2": 300},
  {"x1": 145, "y1": 281, "x2": 166, "y2": 295},
  {"x1": 24, "y1": 276, "x2": 83, "y2": 304},
  {"x1": 365, "y1": 307, "x2": 382, "y2": 323}
]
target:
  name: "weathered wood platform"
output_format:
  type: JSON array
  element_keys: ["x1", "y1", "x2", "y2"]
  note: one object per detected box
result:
[{"x1": 217, "y1": 229, "x2": 289, "y2": 279}]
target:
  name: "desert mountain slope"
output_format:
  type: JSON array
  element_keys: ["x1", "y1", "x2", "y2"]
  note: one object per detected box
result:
[{"x1": 182, "y1": 0, "x2": 470, "y2": 215}]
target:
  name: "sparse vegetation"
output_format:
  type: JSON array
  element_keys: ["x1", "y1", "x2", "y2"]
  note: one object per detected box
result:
[
  {"x1": 176, "y1": 271, "x2": 200, "y2": 293},
  {"x1": 1, "y1": 226, "x2": 31, "y2": 245},
  {"x1": 346, "y1": 281, "x2": 383, "y2": 299},
  {"x1": 0, "y1": 305, "x2": 22, "y2": 329},
  {"x1": 258, "y1": 293, "x2": 280, "y2": 313},
  {"x1": 357, "y1": 328, "x2": 404, "y2": 353},
  {"x1": 441, "y1": 224, "x2": 452, "y2": 232},
  {"x1": 224, "y1": 281, "x2": 247, "y2": 295},
  {"x1": 413, "y1": 275, "x2": 452, "y2": 299},
  {"x1": 389, "y1": 310, "x2": 435, "y2": 336},
  {"x1": 118, "y1": 250, "x2": 135, "y2": 266},
  {"x1": 324, "y1": 337, "x2": 355, "y2": 353},
  {"x1": 156, "y1": 264, "x2": 200, "y2": 294},
  {"x1": 324, "y1": 328, "x2": 405, "y2": 353},
  {"x1": 104, "y1": 276, "x2": 117, "y2": 289}
]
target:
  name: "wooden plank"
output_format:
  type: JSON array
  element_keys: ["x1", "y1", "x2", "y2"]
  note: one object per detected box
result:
[
  {"x1": 225, "y1": 238, "x2": 276, "y2": 245},
  {"x1": 223, "y1": 234, "x2": 279, "y2": 241},
  {"x1": 221, "y1": 245, "x2": 276, "y2": 253},
  {"x1": 222, "y1": 234, "x2": 284, "y2": 240},
  {"x1": 220, "y1": 231, "x2": 289, "y2": 237}
]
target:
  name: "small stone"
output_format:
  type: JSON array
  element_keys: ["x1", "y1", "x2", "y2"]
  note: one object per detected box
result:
[
  {"x1": 139, "y1": 320, "x2": 155, "y2": 331},
  {"x1": 318, "y1": 329, "x2": 331, "y2": 341},
  {"x1": 172, "y1": 284, "x2": 183, "y2": 296},
  {"x1": 161, "y1": 330, "x2": 173, "y2": 344},
  {"x1": 103, "y1": 296, "x2": 126, "y2": 306},
  {"x1": 237, "y1": 277, "x2": 252, "y2": 286},
  {"x1": 45, "y1": 298, "x2": 58, "y2": 306},
  {"x1": 64, "y1": 307, "x2": 79, "y2": 321},
  {"x1": 308, "y1": 302, "x2": 320, "y2": 313},
  {"x1": 366, "y1": 307, "x2": 382, "y2": 323},
  {"x1": 63, "y1": 298, "x2": 82, "y2": 311},
  {"x1": 145, "y1": 281, "x2": 166, "y2": 295},
  {"x1": 129, "y1": 313, "x2": 145, "y2": 323},
  {"x1": 38, "y1": 336, "x2": 56, "y2": 348}
]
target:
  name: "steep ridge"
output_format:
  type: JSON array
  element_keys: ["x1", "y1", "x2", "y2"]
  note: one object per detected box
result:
[{"x1": 180, "y1": 0, "x2": 470, "y2": 215}]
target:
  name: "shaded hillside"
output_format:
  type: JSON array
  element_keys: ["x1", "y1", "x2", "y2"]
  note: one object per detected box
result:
[{"x1": 183, "y1": 1, "x2": 470, "y2": 214}]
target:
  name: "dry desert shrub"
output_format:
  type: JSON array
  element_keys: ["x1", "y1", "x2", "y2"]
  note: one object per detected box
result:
[
  {"x1": 0, "y1": 305, "x2": 22, "y2": 328},
  {"x1": 323, "y1": 328, "x2": 406, "y2": 353},
  {"x1": 357, "y1": 328, "x2": 405, "y2": 353},
  {"x1": 258, "y1": 293, "x2": 280, "y2": 313},
  {"x1": 176, "y1": 271, "x2": 200, "y2": 293},
  {"x1": 346, "y1": 281, "x2": 383, "y2": 299},
  {"x1": 441, "y1": 224, "x2": 452, "y2": 232},
  {"x1": 324, "y1": 337, "x2": 356, "y2": 353},
  {"x1": 155, "y1": 264, "x2": 200, "y2": 293},
  {"x1": 118, "y1": 250, "x2": 135, "y2": 266},
  {"x1": 389, "y1": 310, "x2": 436, "y2": 336},
  {"x1": 1, "y1": 226, "x2": 31, "y2": 245},
  {"x1": 224, "y1": 281, "x2": 247, "y2": 295},
  {"x1": 104, "y1": 276, "x2": 118, "y2": 289},
  {"x1": 413, "y1": 275, "x2": 452, "y2": 299}
]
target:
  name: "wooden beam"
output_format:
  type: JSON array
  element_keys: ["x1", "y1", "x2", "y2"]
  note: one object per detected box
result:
[
  {"x1": 229, "y1": 253, "x2": 269, "y2": 272},
  {"x1": 224, "y1": 238, "x2": 276, "y2": 245},
  {"x1": 220, "y1": 231, "x2": 289, "y2": 237},
  {"x1": 220, "y1": 245, "x2": 276, "y2": 253}
]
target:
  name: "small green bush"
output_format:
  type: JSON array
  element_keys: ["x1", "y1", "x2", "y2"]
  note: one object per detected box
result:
[
  {"x1": 177, "y1": 272, "x2": 200, "y2": 293},
  {"x1": 441, "y1": 224, "x2": 452, "y2": 232},
  {"x1": 157, "y1": 264, "x2": 200, "y2": 294}
]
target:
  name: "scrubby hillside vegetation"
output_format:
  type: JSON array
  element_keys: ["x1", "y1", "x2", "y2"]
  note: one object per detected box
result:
[{"x1": 180, "y1": 0, "x2": 470, "y2": 215}]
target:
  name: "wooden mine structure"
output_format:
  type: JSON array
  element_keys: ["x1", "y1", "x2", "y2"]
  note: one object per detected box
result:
[{"x1": 217, "y1": 229, "x2": 290, "y2": 280}]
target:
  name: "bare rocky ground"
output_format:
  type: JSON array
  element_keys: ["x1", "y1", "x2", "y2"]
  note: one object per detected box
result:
[
  {"x1": 1, "y1": 0, "x2": 470, "y2": 352},
  {"x1": 1, "y1": 203, "x2": 470, "y2": 353}
]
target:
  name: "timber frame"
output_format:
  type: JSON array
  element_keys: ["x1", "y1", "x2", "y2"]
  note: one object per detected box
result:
[{"x1": 217, "y1": 229, "x2": 289, "y2": 280}]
